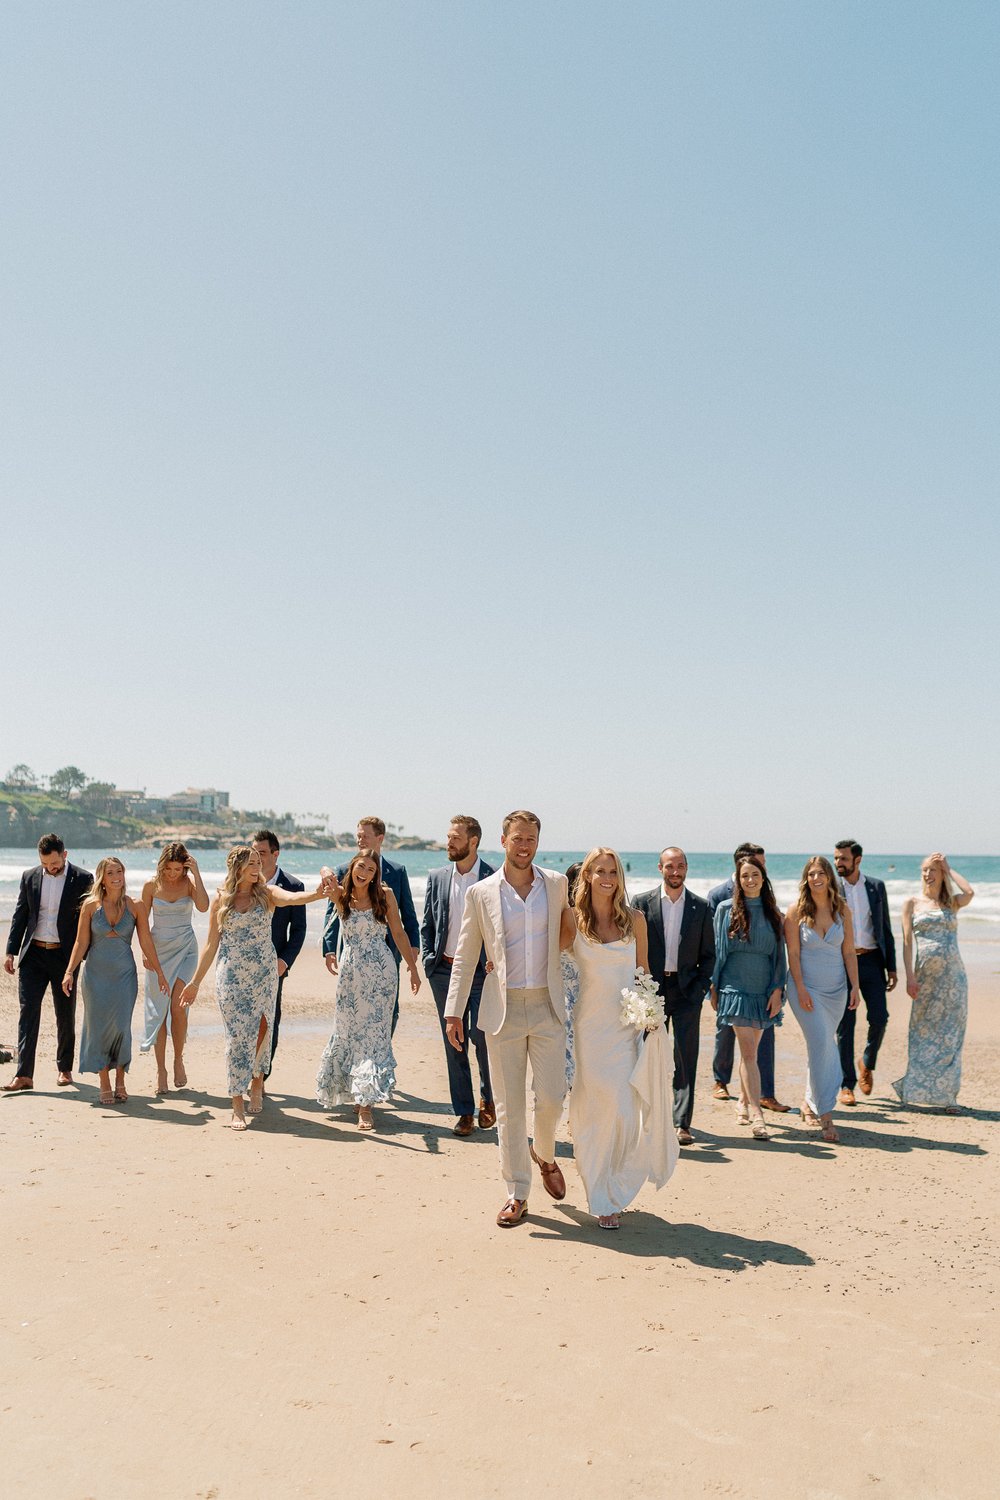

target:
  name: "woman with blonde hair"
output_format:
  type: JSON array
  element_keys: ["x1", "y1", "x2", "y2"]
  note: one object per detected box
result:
[
  {"x1": 180, "y1": 846, "x2": 331, "y2": 1129},
  {"x1": 140, "y1": 842, "x2": 209, "y2": 1092},
  {"x1": 894, "y1": 853, "x2": 975, "y2": 1112},
  {"x1": 784, "y1": 857, "x2": 860, "y2": 1143},
  {"x1": 317, "y1": 850, "x2": 420, "y2": 1131},
  {"x1": 562, "y1": 847, "x2": 677, "y2": 1230},
  {"x1": 62, "y1": 858, "x2": 169, "y2": 1105}
]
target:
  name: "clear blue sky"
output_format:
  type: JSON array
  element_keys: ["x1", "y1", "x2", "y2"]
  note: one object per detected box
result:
[{"x1": 1, "y1": 3, "x2": 996, "y2": 850}]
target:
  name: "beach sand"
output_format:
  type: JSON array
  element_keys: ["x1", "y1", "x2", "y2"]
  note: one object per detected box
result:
[{"x1": 2, "y1": 942, "x2": 998, "y2": 1499}]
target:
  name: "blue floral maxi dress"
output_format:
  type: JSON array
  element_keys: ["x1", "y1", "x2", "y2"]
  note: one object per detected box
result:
[
  {"x1": 216, "y1": 904, "x2": 278, "y2": 1095},
  {"x1": 893, "y1": 907, "x2": 967, "y2": 1108},
  {"x1": 317, "y1": 909, "x2": 397, "y2": 1107}
]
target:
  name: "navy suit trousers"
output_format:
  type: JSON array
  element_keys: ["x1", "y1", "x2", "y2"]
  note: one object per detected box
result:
[{"x1": 427, "y1": 965, "x2": 492, "y2": 1118}]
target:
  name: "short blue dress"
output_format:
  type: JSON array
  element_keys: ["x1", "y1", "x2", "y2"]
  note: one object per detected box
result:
[{"x1": 712, "y1": 898, "x2": 786, "y2": 1030}]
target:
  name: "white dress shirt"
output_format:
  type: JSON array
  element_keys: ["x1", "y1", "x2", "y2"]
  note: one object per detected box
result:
[
  {"x1": 445, "y1": 858, "x2": 481, "y2": 958},
  {"x1": 843, "y1": 876, "x2": 876, "y2": 949},
  {"x1": 660, "y1": 886, "x2": 685, "y2": 973},
  {"x1": 500, "y1": 868, "x2": 548, "y2": 989},
  {"x1": 35, "y1": 867, "x2": 68, "y2": 943}
]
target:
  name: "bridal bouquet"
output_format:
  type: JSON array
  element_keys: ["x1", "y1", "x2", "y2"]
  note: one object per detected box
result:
[{"x1": 620, "y1": 969, "x2": 666, "y2": 1033}]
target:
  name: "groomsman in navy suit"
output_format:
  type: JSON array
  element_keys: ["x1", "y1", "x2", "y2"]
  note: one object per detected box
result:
[
  {"x1": 421, "y1": 816, "x2": 496, "y2": 1136},
  {"x1": 708, "y1": 842, "x2": 789, "y2": 1113},
  {"x1": 322, "y1": 816, "x2": 420, "y2": 1033},
  {"x1": 252, "y1": 829, "x2": 306, "y2": 1086},
  {"x1": 833, "y1": 839, "x2": 897, "y2": 1104},
  {"x1": 632, "y1": 847, "x2": 715, "y2": 1145},
  {"x1": 3, "y1": 833, "x2": 92, "y2": 1091}
]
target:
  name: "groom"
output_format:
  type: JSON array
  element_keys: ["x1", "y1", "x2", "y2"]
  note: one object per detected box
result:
[{"x1": 445, "y1": 810, "x2": 569, "y2": 1227}]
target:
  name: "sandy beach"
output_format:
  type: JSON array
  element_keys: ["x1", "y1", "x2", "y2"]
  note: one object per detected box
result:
[{"x1": 2, "y1": 941, "x2": 999, "y2": 1500}]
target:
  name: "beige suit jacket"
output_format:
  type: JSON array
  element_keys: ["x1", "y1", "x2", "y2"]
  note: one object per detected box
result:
[{"x1": 443, "y1": 866, "x2": 568, "y2": 1036}]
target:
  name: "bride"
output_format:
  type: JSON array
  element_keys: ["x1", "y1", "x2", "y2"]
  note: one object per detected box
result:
[{"x1": 563, "y1": 848, "x2": 679, "y2": 1230}]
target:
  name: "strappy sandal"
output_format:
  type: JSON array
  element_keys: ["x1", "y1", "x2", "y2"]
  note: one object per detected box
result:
[
  {"x1": 801, "y1": 1101, "x2": 821, "y2": 1127},
  {"x1": 821, "y1": 1120, "x2": 840, "y2": 1142},
  {"x1": 99, "y1": 1087, "x2": 115, "y2": 1106},
  {"x1": 357, "y1": 1107, "x2": 375, "y2": 1131},
  {"x1": 114, "y1": 1085, "x2": 128, "y2": 1103},
  {"x1": 751, "y1": 1115, "x2": 770, "y2": 1141},
  {"x1": 598, "y1": 1214, "x2": 620, "y2": 1231},
  {"x1": 736, "y1": 1101, "x2": 751, "y2": 1126}
]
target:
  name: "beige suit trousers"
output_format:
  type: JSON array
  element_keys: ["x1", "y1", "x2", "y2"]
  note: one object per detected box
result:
[{"x1": 487, "y1": 987, "x2": 566, "y2": 1201}]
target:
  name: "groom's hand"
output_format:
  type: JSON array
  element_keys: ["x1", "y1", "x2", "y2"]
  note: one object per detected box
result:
[{"x1": 445, "y1": 1017, "x2": 464, "y2": 1050}]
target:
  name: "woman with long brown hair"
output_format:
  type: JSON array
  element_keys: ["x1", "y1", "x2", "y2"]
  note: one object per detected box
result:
[
  {"x1": 62, "y1": 858, "x2": 169, "y2": 1105},
  {"x1": 140, "y1": 843, "x2": 209, "y2": 1092},
  {"x1": 710, "y1": 854, "x2": 786, "y2": 1140},
  {"x1": 316, "y1": 850, "x2": 420, "y2": 1131},
  {"x1": 785, "y1": 857, "x2": 860, "y2": 1143},
  {"x1": 180, "y1": 846, "x2": 331, "y2": 1129},
  {"x1": 894, "y1": 853, "x2": 975, "y2": 1112},
  {"x1": 562, "y1": 847, "x2": 677, "y2": 1230}
]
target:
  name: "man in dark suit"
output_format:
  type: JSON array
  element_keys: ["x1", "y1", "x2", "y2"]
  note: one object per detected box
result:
[
  {"x1": 421, "y1": 815, "x2": 496, "y2": 1136},
  {"x1": 707, "y1": 842, "x2": 789, "y2": 1114},
  {"x1": 833, "y1": 839, "x2": 897, "y2": 1104},
  {"x1": 2, "y1": 833, "x2": 92, "y2": 1091},
  {"x1": 252, "y1": 829, "x2": 306, "y2": 1088},
  {"x1": 632, "y1": 847, "x2": 715, "y2": 1145},
  {"x1": 322, "y1": 815, "x2": 420, "y2": 1034}
]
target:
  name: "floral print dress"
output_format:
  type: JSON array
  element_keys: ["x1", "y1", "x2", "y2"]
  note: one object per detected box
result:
[{"x1": 893, "y1": 907, "x2": 968, "y2": 1107}]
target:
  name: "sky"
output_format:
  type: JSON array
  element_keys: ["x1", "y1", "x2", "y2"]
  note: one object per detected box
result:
[{"x1": 1, "y1": 2, "x2": 997, "y2": 851}]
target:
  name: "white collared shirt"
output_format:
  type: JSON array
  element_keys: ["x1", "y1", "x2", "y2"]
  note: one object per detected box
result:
[
  {"x1": 843, "y1": 875, "x2": 876, "y2": 949},
  {"x1": 500, "y1": 867, "x2": 548, "y2": 989},
  {"x1": 36, "y1": 866, "x2": 68, "y2": 943},
  {"x1": 660, "y1": 885, "x2": 685, "y2": 972},
  {"x1": 445, "y1": 858, "x2": 481, "y2": 958}
]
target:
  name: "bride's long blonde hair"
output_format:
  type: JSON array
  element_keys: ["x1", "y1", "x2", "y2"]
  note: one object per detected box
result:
[
  {"x1": 574, "y1": 847, "x2": 635, "y2": 943},
  {"x1": 217, "y1": 845, "x2": 275, "y2": 929}
]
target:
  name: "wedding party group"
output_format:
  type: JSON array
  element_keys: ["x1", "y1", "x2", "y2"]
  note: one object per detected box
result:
[{"x1": 2, "y1": 814, "x2": 975, "y2": 1231}]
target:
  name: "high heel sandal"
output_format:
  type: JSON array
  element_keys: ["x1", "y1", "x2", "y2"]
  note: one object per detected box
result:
[
  {"x1": 736, "y1": 1101, "x2": 750, "y2": 1126},
  {"x1": 751, "y1": 1115, "x2": 770, "y2": 1141},
  {"x1": 801, "y1": 1101, "x2": 821, "y2": 1127}
]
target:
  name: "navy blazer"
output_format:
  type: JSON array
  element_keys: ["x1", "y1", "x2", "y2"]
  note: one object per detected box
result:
[
  {"x1": 632, "y1": 886, "x2": 715, "y2": 1006},
  {"x1": 707, "y1": 876, "x2": 735, "y2": 915},
  {"x1": 271, "y1": 867, "x2": 307, "y2": 971},
  {"x1": 6, "y1": 861, "x2": 94, "y2": 962},
  {"x1": 322, "y1": 854, "x2": 420, "y2": 963},
  {"x1": 420, "y1": 858, "x2": 496, "y2": 978},
  {"x1": 840, "y1": 874, "x2": 897, "y2": 974}
]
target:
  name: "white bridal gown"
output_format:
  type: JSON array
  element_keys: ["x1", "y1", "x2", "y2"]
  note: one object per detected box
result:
[{"x1": 569, "y1": 932, "x2": 678, "y2": 1217}]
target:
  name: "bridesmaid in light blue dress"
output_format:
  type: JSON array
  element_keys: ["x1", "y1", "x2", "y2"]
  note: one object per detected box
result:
[
  {"x1": 140, "y1": 843, "x2": 210, "y2": 1093},
  {"x1": 62, "y1": 858, "x2": 168, "y2": 1105},
  {"x1": 181, "y1": 845, "x2": 330, "y2": 1129},
  {"x1": 785, "y1": 857, "x2": 861, "y2": 1143},
  {"x1": 317, "y1": 851, "x2": 421, "y2": 1131},
  {"x1": 894, "y1": 854, "x2": 975, "y2": 1112}
]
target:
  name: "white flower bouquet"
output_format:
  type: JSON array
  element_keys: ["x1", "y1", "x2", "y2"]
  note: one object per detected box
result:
[{"x1": 620, "y1": 969, "x2": 666, "y2": 1033}]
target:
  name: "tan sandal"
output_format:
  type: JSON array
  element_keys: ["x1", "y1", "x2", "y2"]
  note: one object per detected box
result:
[{"x1": 357, "y1": 1107, "x2": 375, "y2": 1131}]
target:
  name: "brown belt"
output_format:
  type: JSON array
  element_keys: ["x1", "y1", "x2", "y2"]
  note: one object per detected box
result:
[
  {"x1": 441, "y1": 954, "x2": 455, "y2": 966},
  {"x1": 854, "y1": 947, "x2": 878, "y2": 955},
  {"x1": 33, "y1": 940, "x2": 61, "y2": 951}
]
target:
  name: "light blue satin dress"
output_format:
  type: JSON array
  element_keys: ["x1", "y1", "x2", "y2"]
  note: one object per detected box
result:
[
  {"x1": 786, "y1": 919, "x2": 848, "y2": 1116},
  {"x1": 140, "y1": 896, "x2": 198, "y2": 1050},
  {"x1": 79, "y1": 907, "x2": 139, "y2": 1073}
]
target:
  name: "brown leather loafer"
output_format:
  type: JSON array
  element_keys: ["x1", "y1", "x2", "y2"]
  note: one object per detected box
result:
[
  {"x1": 760, "y1": 1096, "x2": 791, "y2": 1113},
  {"x1": 1, "y1": 1076, "x2": 33, "y2": 1093},
  {"x1": 857, "y1": 1060, "x2": 873, "y2": 1095},
  {"x1": 453, "y1": 1114, "x2": 475, "y2": 1136},
  {"x1": 677, "y1": 1127, "x2": 694, "y2": 1146},
  {"x1": 838, "y1": 1087, "x2": 856, "y2": 1107},
  {"x1": 529, "y1": 1145, "x2": 566, "y2": 1200},
  {"x1": 478, "y1": 1099, "x2": 497, "y2": 1129},
  {"x1": 496, "y1": 1197, "x2": 528, "y2": 1227},
  {"x1": 712, "y1": 1082, "x2": 730, "y2": 1100},
  {"x1": 57, "y1": 1072, "x2": 73, "y2": 1087}
]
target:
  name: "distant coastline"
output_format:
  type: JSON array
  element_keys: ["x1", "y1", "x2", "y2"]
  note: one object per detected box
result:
[{"x1": 0, "y1": 794, "x2": 443, "y2": 853}]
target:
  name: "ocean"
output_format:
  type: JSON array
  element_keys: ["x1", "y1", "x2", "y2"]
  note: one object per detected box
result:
[{"x1": 3, "y1": 849, "x2": 998, "y2": 947}]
